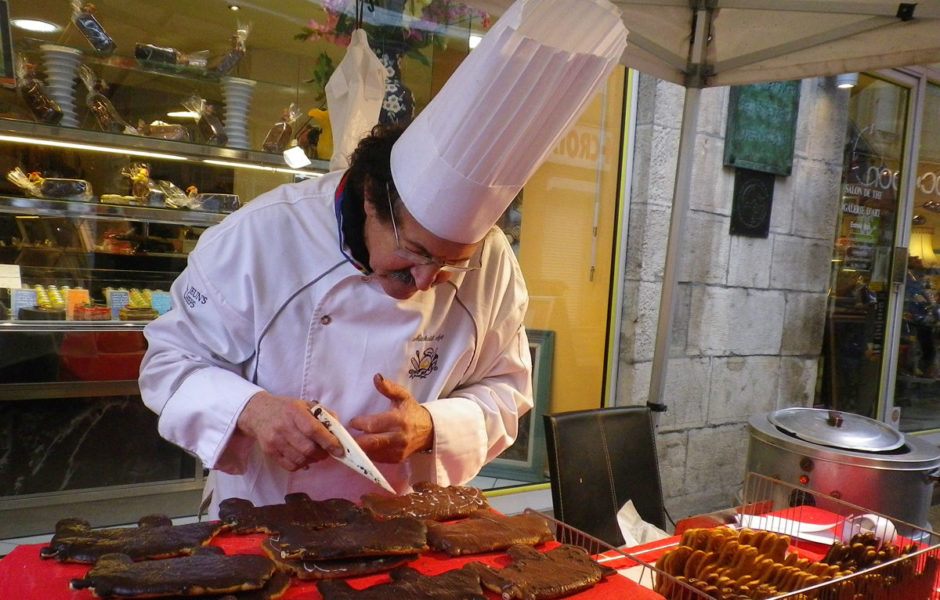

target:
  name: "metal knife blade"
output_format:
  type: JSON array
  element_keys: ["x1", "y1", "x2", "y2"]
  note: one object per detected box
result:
[{"x1": 311, "y1": 406, "x2": 396, "y2": 494}]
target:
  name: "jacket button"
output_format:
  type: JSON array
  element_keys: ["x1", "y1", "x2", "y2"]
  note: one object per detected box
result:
[{"x1": 320, "y1": 315, "x2": 332, "y2": 325}]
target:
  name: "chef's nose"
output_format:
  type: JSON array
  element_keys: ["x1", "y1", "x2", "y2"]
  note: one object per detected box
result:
[{"x1": 411, "y1": 263, "x2": 442, "y2": 291}]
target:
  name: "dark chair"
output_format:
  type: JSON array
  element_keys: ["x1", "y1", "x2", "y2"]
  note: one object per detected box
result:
[{"x1": 543, "y1": 406, "x2": 666, "y2": 547}]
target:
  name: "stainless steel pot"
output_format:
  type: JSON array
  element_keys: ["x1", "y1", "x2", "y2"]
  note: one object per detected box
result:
[{"x1": 746, "y1": 408, "x2": 940, "y2": 528}]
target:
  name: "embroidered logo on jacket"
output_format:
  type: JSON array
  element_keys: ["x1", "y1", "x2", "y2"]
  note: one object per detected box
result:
[
  {"x1": 409, "y1": 348, "x2": 439, "y2": 379},
  {"x1": 183, "y1": 285, "x2": 208, "y2": 308}
]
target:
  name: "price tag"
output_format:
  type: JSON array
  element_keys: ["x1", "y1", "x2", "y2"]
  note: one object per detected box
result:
[
  {"x1": 150, "y1": 291, "x2": 172, "y2": 315},
  {"x1": 11, "y1": 288, "x2": 37, "y2": 319},
  {"x1": 107, "y1": 289, "x2": 131, "y2": 319}
]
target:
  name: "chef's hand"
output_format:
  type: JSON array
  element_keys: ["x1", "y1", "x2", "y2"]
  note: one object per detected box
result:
[
  {"x1": 237, "y1": 391, "x2": 344, "y2": 471},
  {"x1": 349, "y1": 373, "x2": 433, "y2": 463}
]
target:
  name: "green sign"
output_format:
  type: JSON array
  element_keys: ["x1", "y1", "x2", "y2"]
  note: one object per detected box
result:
[{"x1": 724, "y1": 81, "x2": 801, "y2": 176}]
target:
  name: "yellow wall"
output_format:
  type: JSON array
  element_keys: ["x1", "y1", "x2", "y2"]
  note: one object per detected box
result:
[{"x1": 519, "y1": 67, "x2": 626, "y2": 414}]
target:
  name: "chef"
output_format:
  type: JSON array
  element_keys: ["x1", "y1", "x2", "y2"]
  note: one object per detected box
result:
[{"x1": 139, "y1": 0, "x2": 626, "y2": 517}]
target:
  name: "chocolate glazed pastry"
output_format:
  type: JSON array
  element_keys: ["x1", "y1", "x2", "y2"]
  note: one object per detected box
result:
[
  {"x1": 427, "y1": 510, "x2": 556, "y2": 556},
  {"x1": 219, "y1": 494, "x2": 360, "y2": 534},
  {"x1": 39, "y1": 515, "x2": 227, "y2": 563},
  {"x1": 260, "y1": 538, "x2": 416, "y2": 580},
  {"x1": 361, "y1": 481, "x2": 489, "y2": 521},
  {"x1": 272, "y1": 510, "x2": 428, "y2": 560},
  {"x1": 465, "y1": 544, "x2": 616, "y2": 600},
  {"x1": 157, "y1": 571, "x2": 291, "y2": 600},
  {"x1": 70, "y1": 546, "x2": 276, "y2": 597},
  {"x1": 317, "y1": 565, "x2": 487, "y2": 600}
]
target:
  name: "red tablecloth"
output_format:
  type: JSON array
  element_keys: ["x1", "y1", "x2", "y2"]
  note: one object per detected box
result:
[{"x1": 0, "y1": 530, "x2": 666, "y2": 600}]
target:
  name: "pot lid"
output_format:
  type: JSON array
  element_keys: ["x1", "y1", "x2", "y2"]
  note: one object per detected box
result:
[{"x1": 768, "y1": 408, "x2": 905, "y2": 452}]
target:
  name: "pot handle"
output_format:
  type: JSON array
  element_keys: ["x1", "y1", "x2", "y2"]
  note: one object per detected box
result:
[{"x1": 927, "y1": 468, "x2": 940, "y2": 484}]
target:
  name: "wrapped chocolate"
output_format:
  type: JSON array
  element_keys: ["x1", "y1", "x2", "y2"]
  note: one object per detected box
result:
[
  {"x1": 154, "y1": 180, "x2": 189, "y2": 208},
  {"x1": 182, "y1": 95, "x2": 227, "y2": 146},
  {"x1": 262, "y1": 103, "x2": 302, "y2": 153},
  {"x1": 185, "y1": 187, "x2": 240, "y2": 213},
  {"x1": 79, "y1": 66, "x2": 137, "y2": 134},
  {"x1": 137, "y1": 120, "x2": 191, "y2": 141},
  {"x1": 7, "y1": 167, "x2": 93, "y2": 201},
  {"x1": 213, "y1": 22, "x2": 251, "y2": 74},
  {"x1": 71, "y1": 1, "x2": 116, "y2": 54},
  {"x1": 120, "y1": 164, "x2": 153, "y2": 204},
  {"x1": 135, "y1": 44, "x2": 209, "y2": 68},
  {"x1": 16, "y1": 56, "x2": 62, "y2": 124}
]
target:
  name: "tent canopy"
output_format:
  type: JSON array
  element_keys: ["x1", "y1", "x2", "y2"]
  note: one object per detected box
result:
[
  {"x1": 467, "y1": 1, "x2": 940, "y2": 88},
  {"x1": 463, "y1": 0, "x2": 940, "y2": 409}
]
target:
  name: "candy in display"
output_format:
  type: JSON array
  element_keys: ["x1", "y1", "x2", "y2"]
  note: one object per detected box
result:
[
  {"x1": 135, "y1": 44, "x2": 209, "y2": 68},
  {"x1": 15, "y1": 56, "x2": 63, "y2": 124},
  {"x1": 79, "y1": 66, "x2": 137, "y2": 134},
  {"x1": 7, "y1": 168, "x2": 93, "y2": 201},
  {"x1": 213, "y1": 22, "x2": 251, "y2": 74},
  {"x1": 183, "y1": 95, "x2": 228, "y2": 146},
  {"x1": 71, "y1": 1, "x2": 116, "y2": 54},
  {"x1": 121, "y1": 164, "x2": 153, "y2": 204},
  {"x1": 137, "y1": 119, "x2": 191, "y2": 141},
  {"x1": 185, "y1": 187, "x2": 241, "y2": 213},
  {"x1": 262, "y1": 103, "x2": 303, "y2": 154}
]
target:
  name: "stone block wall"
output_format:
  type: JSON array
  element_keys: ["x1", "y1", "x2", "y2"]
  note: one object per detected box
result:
[{"x1": 618, "y1": 75, "x2": 849, "y2": 521}]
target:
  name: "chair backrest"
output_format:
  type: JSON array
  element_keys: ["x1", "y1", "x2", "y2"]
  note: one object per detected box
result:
[{"x1": 543, "y1": 406, "x2": 666, "y2": 546}]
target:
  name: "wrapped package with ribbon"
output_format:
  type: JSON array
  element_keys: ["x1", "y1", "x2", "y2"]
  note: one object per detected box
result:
[
  {"x1": 16, "y1": 56, "x2": 62, "y2": 124},
  {"x1": 262, "y1": 103, "x2": 303, "y2": 154},
  {"x1": 213, "y1": 22, "x2": 251, "y2": 74},
  {"x1": 79, "y1": 65, "x2": 137, "y2": 135},
  {"x1": 182, "y1": 95, "x2": 227, "y2": 146},
  {"x1": 71, "y1": 1, "x2": 116, "y2": 54}
]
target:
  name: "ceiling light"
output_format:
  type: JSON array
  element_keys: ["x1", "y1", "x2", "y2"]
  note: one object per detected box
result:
[
  {"x1": 229, "y1": 4, "x2": 240, "y2": 10},
  {"x1": 835, "y1": 72, "x2": 858, "y2": 89},
  {"x1": 11, "y1": 18, "x2": 60, "y2": 33}
]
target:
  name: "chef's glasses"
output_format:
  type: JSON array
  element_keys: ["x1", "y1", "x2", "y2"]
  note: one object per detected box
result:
[{"x1": 386, "y1": 182, "x2": 479, "y2": 273}]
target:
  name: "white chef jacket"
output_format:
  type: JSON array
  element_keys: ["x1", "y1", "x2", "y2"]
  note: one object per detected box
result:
[{"x1": 139, "y1": 171, "x2": 533, "y2": 517}]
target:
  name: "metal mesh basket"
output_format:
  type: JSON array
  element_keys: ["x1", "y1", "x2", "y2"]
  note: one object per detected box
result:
[{"x1": 528, "y1": 472, "x2": 940, "y2": 600}]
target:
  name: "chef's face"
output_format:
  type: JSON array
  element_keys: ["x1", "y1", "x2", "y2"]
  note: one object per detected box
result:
[{"x1": 363, "y1": 191, "x2": 479, "y2": 300}]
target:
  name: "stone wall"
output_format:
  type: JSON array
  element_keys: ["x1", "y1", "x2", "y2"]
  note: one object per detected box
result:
[{"x1": 618, "y1": 74, "x2": 849, "y2": 521}]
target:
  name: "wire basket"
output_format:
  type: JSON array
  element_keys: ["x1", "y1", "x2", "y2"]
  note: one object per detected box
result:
[{"x1": 529, "y1": 472, "x2": 940, "y2": 600}]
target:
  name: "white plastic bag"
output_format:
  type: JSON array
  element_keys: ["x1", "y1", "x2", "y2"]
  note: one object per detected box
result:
[{"x1": 325, "y1": 29, "x2": 387, "y2": 171}]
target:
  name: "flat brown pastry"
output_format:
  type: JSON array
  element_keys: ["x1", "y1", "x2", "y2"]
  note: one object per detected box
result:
[
  {"x1": 272, "y1": 510, "x2": 428, "y2": 560},
  {"x1": 39, "y1": 515, "x2": 227, "y2": 563},
  {"x1": 160, "y1": 571, "x2": 291, "y2": 600},
  {"x1": 219, "y1": 493, "x2": 359, "y2": 533},
  {"x1": 361, "y1": 481, "x2": 488, "y2": 521},
  {"x1": 465, "y1": 544, "x2": 615, "y2": 600},
  {"x1": 317, "y1": 565, "x2": 487, "y2": 600},
  {"x1": 427, "y1": 510, "x2": 555, "y2": 556},
  {"x1": 70, "y1": 546, "x2": 277, "y2": 598},
  {"x1": 260, "y1": 538, "x2": 416, "y2": 580}
]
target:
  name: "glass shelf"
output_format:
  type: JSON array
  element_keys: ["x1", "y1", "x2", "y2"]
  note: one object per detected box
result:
[
  {"x1": 0, "y1": 195, "x2": 226, "y2": 227},
  {"x1": 0, "y1": 118, "x2": 329, "y2": 175}
]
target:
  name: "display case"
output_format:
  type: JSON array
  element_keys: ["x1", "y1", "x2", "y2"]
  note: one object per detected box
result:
[{"x1": 0, "y1": 41, "x2": 328, "y2": 536}]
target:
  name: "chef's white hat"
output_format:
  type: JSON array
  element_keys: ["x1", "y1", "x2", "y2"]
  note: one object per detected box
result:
[{"x1": 390, "y1": 0, "x2": 627, "y2": 244}]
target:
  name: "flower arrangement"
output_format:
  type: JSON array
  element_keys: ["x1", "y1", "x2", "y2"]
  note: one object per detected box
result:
[{"x1": 296, "y1": 0, "x2": 490, "y2": 64}]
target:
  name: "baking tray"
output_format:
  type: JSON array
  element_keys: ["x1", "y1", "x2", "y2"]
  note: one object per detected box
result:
[{"x1": 530, "y1": 471, "x2": 940, "y2": 599}]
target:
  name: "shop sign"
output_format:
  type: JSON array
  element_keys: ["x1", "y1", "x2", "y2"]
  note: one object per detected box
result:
[{"x1": 548, "y1": 125, "x2": 601, "y2": 169}]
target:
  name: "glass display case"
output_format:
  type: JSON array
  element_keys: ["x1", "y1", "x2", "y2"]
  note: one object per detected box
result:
[{"x1": 0, "y1": 53, "x2": 327, "y2": 537}]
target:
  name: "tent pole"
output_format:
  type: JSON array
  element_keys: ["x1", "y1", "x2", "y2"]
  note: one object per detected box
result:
[{"x1": 647, "y1": 85, "x2": 700, "y2": 418}]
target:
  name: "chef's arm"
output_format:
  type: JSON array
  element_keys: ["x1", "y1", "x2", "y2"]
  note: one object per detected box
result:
[
  {"x1": 139, "y1": 263, "x2": 263, "y2": 474},
  {"x1": 411, "y1": 322, "x2": 534, "y2": 485}
]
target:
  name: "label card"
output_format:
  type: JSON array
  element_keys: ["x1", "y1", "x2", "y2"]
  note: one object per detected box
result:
[
  {"x1": 107, "y1": 289, "x2": 131, "y2": 319},
  {"x1": 11, "y1": 288, "x2": 37, "y2": 319}
]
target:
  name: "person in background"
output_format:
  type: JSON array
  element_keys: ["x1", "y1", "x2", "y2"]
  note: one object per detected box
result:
[{"x1": 138, "y1": 0, "x2": 626, "y2": 516}]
